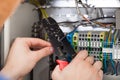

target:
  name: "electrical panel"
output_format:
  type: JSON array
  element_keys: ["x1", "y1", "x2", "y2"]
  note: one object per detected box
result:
[
  {"x1": 2, "y1": 0, "x2": 120, "y2": 80},
  {"x1": 28, "y1": 0, "x2": 120, "y2": 80},
  {"x1": 71, "y1": 30, "x2": 120, "y2": 74}
]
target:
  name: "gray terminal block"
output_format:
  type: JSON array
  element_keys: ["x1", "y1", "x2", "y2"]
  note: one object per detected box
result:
[{"x1": 78, "y1": 31, "x2": 104, "y2": 60}]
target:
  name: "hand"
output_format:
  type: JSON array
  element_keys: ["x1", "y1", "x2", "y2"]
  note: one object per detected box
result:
[
  {"x1": 52, "y1": 50, "x2": 103, "y2": 80},
  {"x1": 0, "y1": 38, "x2": 53, "y2": 80}
]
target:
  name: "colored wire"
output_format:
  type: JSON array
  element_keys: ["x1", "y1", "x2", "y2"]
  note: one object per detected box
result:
[
  {"x1": 114, "y1": 29, "x2": 118, "y2": 44},
  {"x1": 110, "y1": 53, "x2": 116, "y2": 74},
  {"x1": 103, "y1": 53, "x2": 107, "y2": 73},
  {"x1": 75, "y1": 0, "x2": 109, "y2": 27},
  {"x1": 29, "y1": 0, "x2": 48, "y2": 18},
  {"x1": 116, "y1": 61, "x2": 119, "y2": 75},
  {"x1": 116, "y1": 61, "x2": 120, "y2": 75},
  {"x1": 58, "y1": 16, "x2": 115, "y2": 25},
  {"x1": 75, "y1": 0, "x2": 91, "y2": 22},
  {"x1": 66, "y1": 26, "x2": 79, "y2": 46},
  {"x1": 107, "y1": 28, "x2": 116, "y2": 74},
  {"x1": 116, "y1": 42, "x2": 120, "y2": 75},
  {"x1": 108, "y1": 28, "x2": 112, "y2": 43}
]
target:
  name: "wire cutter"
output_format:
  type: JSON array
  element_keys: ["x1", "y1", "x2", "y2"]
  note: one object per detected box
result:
[{"x1": 42, "y1": 17, "x2": 76, "y2": 70}]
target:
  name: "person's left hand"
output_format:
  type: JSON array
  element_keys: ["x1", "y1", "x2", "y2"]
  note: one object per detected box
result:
[{"x1": 0, "y1": 38, "x2": 53, "y2": 80}]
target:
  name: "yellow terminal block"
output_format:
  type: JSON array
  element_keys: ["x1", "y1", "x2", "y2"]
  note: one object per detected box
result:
[
  {"x1": 100, "y1": 32, "x2": 105, "y2": 40},
  {"x1": 73, "y1": 32, "x2": 78, "y2": 43},
  {"x1": 72, "y1": 32, "x2": 79, "y2": 52},
  {"x1": 87, "y1": 32, "x2": 91, "y2": 39}
]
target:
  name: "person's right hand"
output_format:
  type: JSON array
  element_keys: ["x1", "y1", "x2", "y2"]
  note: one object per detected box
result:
[
  {"x1": 0, "y1": 38, "x2": 53, "y2": 80},
  {"x1": 52, "y1": 50, "x2": 103, "y2": 80}
]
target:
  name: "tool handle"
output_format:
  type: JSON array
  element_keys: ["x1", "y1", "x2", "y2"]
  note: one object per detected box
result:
[{"x1": 56, "y1": 60, "x2": 68, "y2": 70}]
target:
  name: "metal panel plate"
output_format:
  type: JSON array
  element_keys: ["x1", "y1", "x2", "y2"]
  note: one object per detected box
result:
[
  {"x1": 50, "y1": 0, "x2": 120, "y2": 7},
  {"x1": 116, "y1": 9, "x2": 120, "y2": 29}
]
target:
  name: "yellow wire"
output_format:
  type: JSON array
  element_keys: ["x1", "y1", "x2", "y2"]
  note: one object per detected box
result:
[
  {"x1": 42, "y1": 9, "x2": 48, "y2": 18},
  {"x1": 29, "y1": 0, "x2": 48, "y2": 18},
  {"x1": 108, "y1": 28, "x2": 112, "y2": 43},
  {"x1": 114, "y1": 30, "x2": 118, "y2": 43}
]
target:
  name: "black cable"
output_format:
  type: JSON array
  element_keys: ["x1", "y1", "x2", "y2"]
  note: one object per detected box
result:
[
  {"x1": 78, "y1": 0, "x2": 90, "y2": 8},
  {"x1": 82, "y1": 16, "x2": 115, "y2": 22},
  {"x1": 58, "y1": 16, "x2": 115, "y2": 24},
  {"x1": 32, "y1": 6, "x2": 43, "y2": 21},
  {"x1": 35, "y1": 8, "x2": 43, "y2": 21}
]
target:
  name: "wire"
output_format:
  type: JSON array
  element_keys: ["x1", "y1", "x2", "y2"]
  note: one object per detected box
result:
[
  {"x1": 114, "y1": 29, "x2": 118, "y2": 44},
  {"x1": 83, "y1": 16, "x2": 115, "y2": 22},
  {"x1": 75, "y1": 0, "x2": 90, "y2": 22},
  {"x1": 108, "y1": 28, "x2": 112, "y2": 43},
  {"x1": 58, "y1": 16, "x2": 115, "y2": 28},
  {"x1": 116, "y1": 42, "x2": 120, "y2": 75},
  {"x1": 75, "y1": 0, "x2": 111, "y2": 27},
  {"x1": 66, "y1": 26, "x2": 79, "y2": 46},
  {"x1": 116, "y1": 61, "x2": 120, "y2": 75},
  {"x1": 29, "y1": 0, "x2": 48, "y2": 18},
  {"x1": 103, "y1": 53, "x2": 107, "y2": 73},
  {"x1": 78, "y1": 0, "x2": 90, "y2": 8},
  {"x1": 110, "y1": 53, "x2": 116, "y2": 74}
]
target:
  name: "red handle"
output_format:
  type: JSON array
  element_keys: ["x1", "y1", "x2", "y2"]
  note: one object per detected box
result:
[{"x1": 56, "y1": 60, "x2": 68, "y2": 70}]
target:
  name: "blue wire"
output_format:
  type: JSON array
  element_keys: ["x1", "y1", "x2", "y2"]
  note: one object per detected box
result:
[
  {"x1": 103, "y1": 53, "x2": 107, "y2": 73},
  {"x1": 110, "y1": 53, "x2": 116, "y2": 74},
  {"x1": 116, "y1": 61, "x2": 119, "y2": 76},
  {"x1": 66, "y1": 33, "x2": 74, "y2": 46},
  {"x1": 109, "y1": 30, "x2": 116, "y2": 74},
  {"x1": 116, "y1": 61, "x2": 120, "y2": 75},
  {"x1": 66, "y1": 27, "x2": 78, "y2": 62},
  {"x1": 66, "y1": 53, "x2": 72, "y2": 62},
  {"x1": 66, "y1": 27, "x2": 78, "y2": 46}
]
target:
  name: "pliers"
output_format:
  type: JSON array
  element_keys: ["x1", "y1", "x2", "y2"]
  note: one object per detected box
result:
[{"x1": 42, "y1": 17, "x2": 76, "y2": 70}]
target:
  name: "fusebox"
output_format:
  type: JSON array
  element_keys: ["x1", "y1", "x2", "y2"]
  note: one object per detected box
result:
[{"x1": 1, "y1": 0, "x2": 120, "y2": 80}]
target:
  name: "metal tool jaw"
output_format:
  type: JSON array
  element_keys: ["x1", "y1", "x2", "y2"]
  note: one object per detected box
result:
[{"x1": 42, "y1": 17, "x2": 76, "y2": 70}]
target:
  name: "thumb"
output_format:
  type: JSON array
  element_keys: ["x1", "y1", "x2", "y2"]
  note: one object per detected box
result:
[
  {"x1": 52, "y1": 65, "x2": 61, "y2": 80},
  {"x1": 32, "y1": 46, "x2": 54, "y2": 61}
]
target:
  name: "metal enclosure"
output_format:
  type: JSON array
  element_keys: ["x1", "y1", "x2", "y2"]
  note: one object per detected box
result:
[
  {"x1": 116, "y1": 10, "x2": 120, "y2": 29},
  {"x1": 1, "y1": 0, "x2": 120, "y2": 80}
]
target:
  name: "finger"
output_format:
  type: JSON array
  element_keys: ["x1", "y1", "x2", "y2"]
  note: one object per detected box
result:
[
  {"x1": 93, "y1": 61, "x2": 102, "y2": 71},
  {"x1": 52, "y1": 65, "x2": 61, "y2": 80},
  {"x1": 85, "y1": 56, "x2": 94, "y2": 64},
  {"x1": 18, "y1": 77, "x2": 24, "y2": 80},
  {"x1": 98, "y1": 70, "x2": 103, "y2": 80},
  {"x1": 71, "y1": 50, "x2": 88, "y2": 64},
  {"x1": 75, "y1": 50, "x2": 88, "y2": 60},
  {"x1": 16, "y1": 38, "x2": 52, "y2": 48},
  {"x1": 32, "y1": 46, "x2": 54, "y2": 61}
]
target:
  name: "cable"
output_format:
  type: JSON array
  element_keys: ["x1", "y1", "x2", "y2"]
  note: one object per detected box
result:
[
  {"x1": 116, "y1": 61, "x2": 120, "y2": 75},
  {"x1": 116, "y1": 42, "x2": 120, "y2": 75},
  {"x1": 103, "y1": 53, "x2": 107, "y2": 73},
  {"x1": 110, "y1": 53, "x2": 116, "y2": 74},
  {"x1": 29, "y1": 0, "x2": 48, "y2": 18},
  {"x1": 75, "y1": 0, "x2": 91, "y2": 22},
  {"x1": 66, "y1": 26, "x2": 79, "y2": 46},
  {"x1": 75, "y1": 0, "x2": 112, "y2": 27},
  {"x1": 58, "y1": 16, "x2": 115, "y2": 28},
  {"x1": 83, "y1": 16, "x2": 115, "y2": 22}
]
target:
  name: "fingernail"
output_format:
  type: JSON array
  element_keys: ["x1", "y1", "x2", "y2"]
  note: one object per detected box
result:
[{"x1": 50, "y1": 47, "x2": 54, "y2": 53}]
